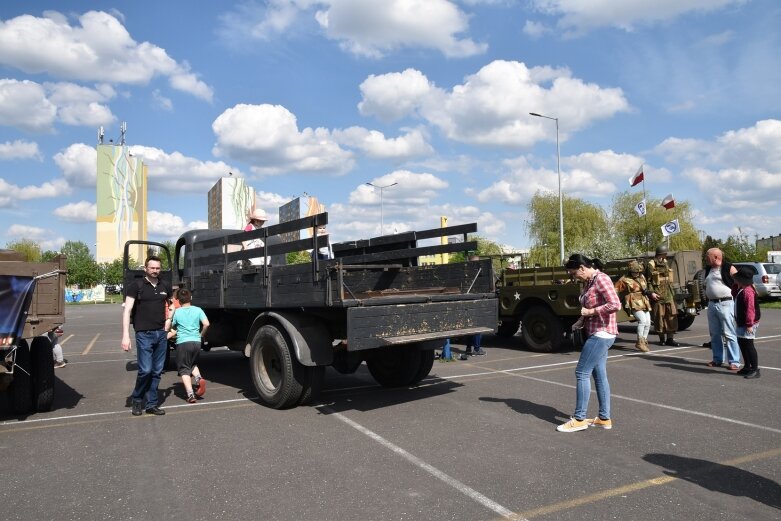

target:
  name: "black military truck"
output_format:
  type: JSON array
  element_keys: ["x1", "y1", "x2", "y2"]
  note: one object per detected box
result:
[
  {"x1": 496, "y1": 250, "x2": 704, "y2": 352},
  {"x1": 0, "y1": 250, "x2": 66, "y2": 414},
  {"x1": 125, "y1": 213, "x2": 497, "y2": 409}
]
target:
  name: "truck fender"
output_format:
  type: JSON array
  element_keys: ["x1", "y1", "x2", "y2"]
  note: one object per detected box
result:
[{"x1": 244, "y1": 312, "x2": 333, "y2": 367}]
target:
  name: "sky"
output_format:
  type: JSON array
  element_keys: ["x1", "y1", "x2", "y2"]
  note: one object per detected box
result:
[{"x1": 1, "y1": 0, "x2": 780, "y2": 256}]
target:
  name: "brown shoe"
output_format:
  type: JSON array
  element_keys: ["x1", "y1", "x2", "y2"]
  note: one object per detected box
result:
[{"x1": 635, "y1": 339, "x2": 649, "y2": 352}]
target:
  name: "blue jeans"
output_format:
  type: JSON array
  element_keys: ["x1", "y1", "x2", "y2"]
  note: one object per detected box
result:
[
  {"x1": 575, "y1": 335, "x2": 615, "y2": 420},
  {"x1": 707, "y1": 301, "x2": 741, "y2": 364},
  {"x1": 131, "y1": 330, "x2": 167, "y2": 408}
]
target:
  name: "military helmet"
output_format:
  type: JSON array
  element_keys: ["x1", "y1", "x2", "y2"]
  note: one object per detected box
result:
[
  {"x1": 628, "y1": 260, "x2": 643, "y2": 274},
  {"x1": 655, "y1": 244, "x2": 668, "y2": 256}
]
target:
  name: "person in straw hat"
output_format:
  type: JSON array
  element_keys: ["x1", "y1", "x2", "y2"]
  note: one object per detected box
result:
[{"x1": 243, "y1": 208, "x2": 268, "y2": 266}]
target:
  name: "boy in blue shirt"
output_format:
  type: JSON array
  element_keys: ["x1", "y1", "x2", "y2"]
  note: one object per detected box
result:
[{"x1": 167, "y1": 288, "x2": 210, "y2": 403}]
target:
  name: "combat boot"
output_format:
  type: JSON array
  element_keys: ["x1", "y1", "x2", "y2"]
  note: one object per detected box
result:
[
  {"x1": 657, "y1": 335, "x2": 666, "y2": 346},
  {"x1": 635, "y1": 338, "x2": 649, "y2": 352},
  {"x1": 665, "y1": 335, "x2": 680, "y2": 347}
]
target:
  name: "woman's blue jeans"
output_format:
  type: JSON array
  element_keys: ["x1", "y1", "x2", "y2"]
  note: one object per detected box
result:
[
  {"x1": 131, "y1": 330, "x2": 167, "y2": 408},
  {"x1": 574, "y1": 335, "x2": 615, "y2": 420}
]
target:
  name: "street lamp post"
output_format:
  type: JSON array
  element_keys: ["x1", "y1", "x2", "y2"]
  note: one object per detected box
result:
[
  {"x1": 365, "y1": 182, "x2": 398, "y2": 235},
  {"x1": 530, "y1": 112, "x2": 564, "y2": 264}
]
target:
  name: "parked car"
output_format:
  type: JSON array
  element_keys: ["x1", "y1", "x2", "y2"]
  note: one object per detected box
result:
[{"x1": 733, "y1": 262, "x2": 781, "y2": 299}]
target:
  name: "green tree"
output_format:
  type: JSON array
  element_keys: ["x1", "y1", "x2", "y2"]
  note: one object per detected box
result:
[
  {"x1": 6, "y1": 239, "x2": 42, "y2": 262},
  {"x1": 610, "y1": 192, "x2": 701, "y2": 254},
  {"x1": 721, "y1": 230, "x2": 757, "y2": 262},
  {"x1": 99, "y1": 258, "x2": 125, "y2": 285},
  {"x1": 525, "y1": 192, "x2": 609, "y2": 263},
  {"x1": 287, "y1": 251, "x2": 311, "y2": 264},
  {"x1": 41, "y1": 250, "x2": 61, "y2": 262},
  {"x1": 61, "y1": 240, "x2": 99, "y2": 288}
]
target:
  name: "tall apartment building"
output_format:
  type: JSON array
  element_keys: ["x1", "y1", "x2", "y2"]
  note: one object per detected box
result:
[
  {"x1": 95, "y1": 143, "x2": 147, "y2": 264},
  {"x1": 207, "y1": 177, "x2": 256, "y2": 231}
]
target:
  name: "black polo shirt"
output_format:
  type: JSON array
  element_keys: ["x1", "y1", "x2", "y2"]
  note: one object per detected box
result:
[{"x1": 127, "y1": 278, "x2": 170, "y2": 332}]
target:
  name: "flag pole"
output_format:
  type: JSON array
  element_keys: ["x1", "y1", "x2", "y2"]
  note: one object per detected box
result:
[{"x1": 642, "y1": 165, "x2": 650, "y2": 256}]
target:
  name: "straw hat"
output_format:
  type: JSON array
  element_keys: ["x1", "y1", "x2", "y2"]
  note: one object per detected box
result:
[{"x1": 247, "y1": 208, "x2": 268, "y2": 223}]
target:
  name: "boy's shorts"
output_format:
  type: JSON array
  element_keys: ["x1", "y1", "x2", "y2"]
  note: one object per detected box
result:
[{"x1": 176, "y1": 341, "x2": 201, "y2": 376}]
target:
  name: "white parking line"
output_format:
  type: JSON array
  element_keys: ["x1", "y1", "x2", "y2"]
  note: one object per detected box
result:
[{"x1": 320, "y1": 406, "x2": 525, "y2": 521}]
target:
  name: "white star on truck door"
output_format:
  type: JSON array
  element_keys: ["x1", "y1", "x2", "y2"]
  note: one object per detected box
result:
[{"x1": 514, "y1": 291, "x2": 520, "y2": 300}]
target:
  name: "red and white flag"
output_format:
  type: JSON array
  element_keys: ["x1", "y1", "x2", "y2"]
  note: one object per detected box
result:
[
  {"x1": 661, "y1": 194, "x2": 675, "y2": 209},
  {"x1": 629, "y1": 165, "x2": 644, "y2": 187}
]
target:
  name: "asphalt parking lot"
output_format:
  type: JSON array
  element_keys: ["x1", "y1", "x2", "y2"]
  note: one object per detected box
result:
[{"x1": 2, "y1": 304, "x2": 780, "y2": 521}]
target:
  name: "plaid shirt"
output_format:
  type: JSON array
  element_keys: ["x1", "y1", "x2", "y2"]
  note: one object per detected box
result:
[{"x1": 580, "y1": 271, "x2": 621, "y2": 337}]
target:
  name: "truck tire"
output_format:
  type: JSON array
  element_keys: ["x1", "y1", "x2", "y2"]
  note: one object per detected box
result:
[
  {"x1": 298, "y1": 366, "x2": 325, "y2": 406},
  {"x1": 11, "y1": 339, "x2": 33, "y2": 415},
  {"x1": 250, "y1": 324, "x2": 304, "y2": 409},
  {"x1": 496, "y1": 320, "x2": 520, "y2": 337},
  {"x1": 31, "y1": 336, "x2": 55, "y2": 412},
  {"x1": 521, "y1": 306, "x2": 563, "y2": 353},
  {"x1": 410, "y1": 349, "x2": 435, "y2": 386},
  {"x1": 677, "y1": 315, "x2": 696, "y2": 331},
  {"x1": 367, "y1": 346, "x2": 422, "y2": 387}
]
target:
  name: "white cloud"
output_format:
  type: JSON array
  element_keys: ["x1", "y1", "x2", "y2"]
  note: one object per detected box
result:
[
  {"x1": 349, "y1": 170, "x2": 448, "y2": 206},
  {"x1": 212, "y1": 103, "x2": 354, "y2": 175},
  {"x1": 655, "y1": 119, "x2": 781, "y2": 209},
  {"x1": 530, "y1": 0, "x2": 746, "y2": 36},
  {"x1": 522, "y1": 20, "x2": 550, "y2": 39},
  {"x1": 46, "y1": 81, "x2": 116, "y2": 126},
  {"x1": 359, "y1": 61, "x2": 629, "y2": 147},
  {"x1": 8, "y1": 224, "x2": 48, "y2": 238},
  {"x1": 147, "y1": 210, "x2": 207, "y2": 240},
  {"x1": 152, "y1": 89, "x2": 173, "y2": 111},
  {"x1": 332, "y1": 127, "x2": 433, "y2": 160},
  {"x1": 315, "y1": 0, "x2": 487, "y2": 58},
  {"x1": 0, "y1": 177, "x2": 71, "y2": 208},
  {"x1": 358, "y1": 69, "x2": 434, "y2": 122},
  {"x1": 0, "y1": 10, "x2": 213, "y2": 101},
  {"x1": 128, "y1": 145, "x2": 244, "y2": 193},
  {"x1": 0, "y1": 140, "x2": 41, "y2": 160},
  {"x1": 0, "y1": 79, "x2": 57, "y2": 132},
  {"x1": 54, "y1": 143, "x2": 97, "y2": 187},
  {"x1": 53, "y1": 200, "x2": 97, "y2": 222}
]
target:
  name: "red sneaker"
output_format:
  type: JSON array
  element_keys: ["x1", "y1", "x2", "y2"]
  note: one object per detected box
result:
[{"x1": 195, "y1": 378, "x2": 207, "y2": 397}]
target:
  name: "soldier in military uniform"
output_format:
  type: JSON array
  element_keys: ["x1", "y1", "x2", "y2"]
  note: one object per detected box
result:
[
  {"x1": 615, "y1": 260, "x2": 652, "y2": 352},
  {"x1": 646, "y1": 245, "x2": 679, "y2": 346}
]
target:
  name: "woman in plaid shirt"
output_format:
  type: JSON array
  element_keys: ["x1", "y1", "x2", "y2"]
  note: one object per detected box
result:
[{"x1": 557, "y1": 254, "x2": 621, "y2": 433}]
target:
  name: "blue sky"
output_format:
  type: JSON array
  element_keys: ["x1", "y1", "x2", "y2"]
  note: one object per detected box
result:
[{"x1": 1, "y1": 0, "x2": 780, "y2": 255}]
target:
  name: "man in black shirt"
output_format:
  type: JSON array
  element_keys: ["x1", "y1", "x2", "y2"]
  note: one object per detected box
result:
[{"x1": 121, "y1": 256, "x2": 170, "y2": 416}]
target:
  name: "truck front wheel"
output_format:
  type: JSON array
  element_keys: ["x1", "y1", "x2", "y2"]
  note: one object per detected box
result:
[
  {"x1": 521, "y1": 307, "x2": 563, "y2": 353},
  {"x1": 31, "y1": 336, "x2": 55, "y2": 412},
  {"x1": 677, "y1": 315, "x2": 696, "y2": 331},
  {"x1": 410, "y1": 349, "x2": 435, "y2": 386},
  {"x1": 367, "y1": 346, "x2": 422, "y2": 387},
  {"x1": 250, "y1": 325, "x2": 305, "y2": 409}
]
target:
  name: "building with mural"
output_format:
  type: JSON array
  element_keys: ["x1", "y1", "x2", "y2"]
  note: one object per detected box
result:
[
  {"x1": 95, "y1": 144, "x2": 147, "y2": 264},
  {"x1": 207, "y1": 177, "x2": 256, "y2": 231}
]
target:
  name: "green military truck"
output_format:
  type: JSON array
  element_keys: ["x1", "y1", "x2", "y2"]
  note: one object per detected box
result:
[
  {"x1": 0, "y1": 250, "x2": 67, "y2": 414},
  {"x1": 496, "y1": 250, "x2": 704, "y2": 352}
]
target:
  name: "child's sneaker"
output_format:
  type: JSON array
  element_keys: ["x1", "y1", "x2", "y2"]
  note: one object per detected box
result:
[
  {"x1": 195, "y1": 378, "x2": 207, "y2": 397},
  {"x1": 556, "y1": 418, "x2": 589, "y2": 433},
  {"x1": 588, "y1": 417, "x2": 613, "y2": 429},
  {"x1": 187, "y1": 393, "x2": 197, "y2": 404}
]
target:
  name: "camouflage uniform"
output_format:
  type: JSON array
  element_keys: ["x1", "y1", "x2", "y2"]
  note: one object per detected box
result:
[
  {"x1": 615, "y1": 260, "x2": 651, "y2": 351},
  {"x1": 646, "y1": 250, "x2": 679, "y2": 346}
]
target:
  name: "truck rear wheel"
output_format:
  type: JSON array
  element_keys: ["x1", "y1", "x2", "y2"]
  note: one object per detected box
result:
[
  {"x1": 497, "y1": 320, "x2": 520, "y2": 337},
  {"x1": 677, "y1": 315, "x2": 695, "y2": 331},
  {"x1": 11, "y1": 339, "x2": 33, "y2": 415},
  {"x1": 521, "y1": 307, "x2": 563, "y2": 353},
  {"x1": 410, "y1": 349, "x2": 435, "y2": 386},
  {"x1": 31, "y1": 336, "x2": 55, "y2": 412},
  {"x1": 250, "y1": 325, "x2": 305, "y2": 409},
  {"x1": 367, "y1": 346, "x2": 422, "y2": 387}
]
